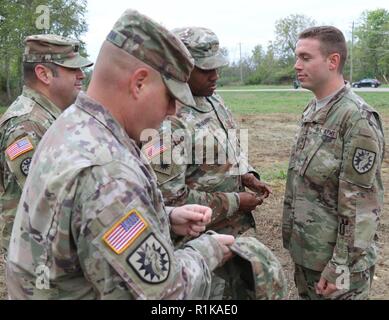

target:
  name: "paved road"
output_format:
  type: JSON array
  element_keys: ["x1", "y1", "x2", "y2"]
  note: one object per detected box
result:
[{"x1": 217, "y1": 88, "x2": 389, "y2": 93}]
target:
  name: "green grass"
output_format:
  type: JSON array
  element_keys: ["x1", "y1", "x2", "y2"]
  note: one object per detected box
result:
[
  {"x1": 219, "y1": 84, "x2": 292, "y2": 90},
  {"x1": 0, "y1": 106, "x2": 6, "y2": 114},
  {"x1": 260, "y1": 162, "x2": 289, "y2": 182},
  {"x1": 219, "y1": 90, "x2": 389, "y2": 115}
]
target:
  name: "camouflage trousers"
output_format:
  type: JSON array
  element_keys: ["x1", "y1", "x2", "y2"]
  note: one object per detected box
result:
[{"x1": 294, "y1": 264, "x2": 375, "y2": 300}]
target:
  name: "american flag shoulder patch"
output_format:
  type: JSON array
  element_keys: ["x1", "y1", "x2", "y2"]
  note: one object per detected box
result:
[
  {"x1": 6, "y1": 137, "x2": 34, "y2": 161},
  {"x1": 103, "y1": 209, "x2": 148, "y2": 255},
  {"x1": 143, "y1": 140, "x2": 168, "y2": 160}
]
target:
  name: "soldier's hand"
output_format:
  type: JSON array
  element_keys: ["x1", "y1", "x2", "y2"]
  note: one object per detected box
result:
[
  {"x1": 316, "y1": 277, "x2": 338, "y2": 297},
  {"x1": 170, "y1": 205, "x2": 212, "y2": 237},
  {"x1": 241, "y1": 173, "x2": 272, "y2": 200},
  {"x1": 211, "y1": 233, "x2": 235, "y2": 266},
  {"x1": 238, "y1": 192, "x2": 263, "y2": 212}
]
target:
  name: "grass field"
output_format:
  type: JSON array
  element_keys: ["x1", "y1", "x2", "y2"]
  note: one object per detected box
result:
[{"x1": 218, "y1": 90, "x2": 389, "y2": 115}]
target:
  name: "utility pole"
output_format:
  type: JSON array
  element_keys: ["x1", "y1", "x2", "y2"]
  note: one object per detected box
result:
[
  {"x1": 350, "y1": 21, "x2": 354, "y2": 84},
  {"x1": 239, "y1": 43, "x2": 243, "y2": 84}
]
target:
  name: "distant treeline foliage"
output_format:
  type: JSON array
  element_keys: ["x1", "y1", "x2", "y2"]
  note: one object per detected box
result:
[
  {"x1": 0, "y1": 0, "x2": 88, "y2": 105},
  {"x1": 219, "y1": 10, "x2": 389, "y2": 87}
]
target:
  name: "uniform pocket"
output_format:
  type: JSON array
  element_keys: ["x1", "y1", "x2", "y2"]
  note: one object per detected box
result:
[{"x1": 301, "y1": 139, "x2": 340, "y2": 186}]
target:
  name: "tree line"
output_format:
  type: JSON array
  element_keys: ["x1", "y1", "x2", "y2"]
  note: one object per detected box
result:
[
  {"x1": 0, "y1": 0, "x2": 88, "y2": 105},
  {"x1": 220, "y1": 9, "x2": 389, "y2": 87},
  {"x1": 1, "y1": 4, "x2": 388, "y2": 105}
]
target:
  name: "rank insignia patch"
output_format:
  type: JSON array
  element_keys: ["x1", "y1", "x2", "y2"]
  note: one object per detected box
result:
[
  {"x1": 103, "y1": 209, "x2": 148, "y2": 255},
  {"x1": 127, "y1": 234, "x2": 170, "y2": 284},
  {"x1": 353, "y1": 148, "x2": 376, "y2": 174},
  {"x1": 6, "y1": 137, "x2": 34, "y2": 161},
  {"x1": 20, "y1": 157, "x2": 32, "y2": 176}
]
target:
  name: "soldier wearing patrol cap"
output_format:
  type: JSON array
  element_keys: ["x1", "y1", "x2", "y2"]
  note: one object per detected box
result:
[
  {"x1": 143, "y1": 27, "x2": 272, "y2": 240},
  {"x1": 283, "y1": 26, "x2": 385, "y2": 299},
  {"x1": 142, "y1": 27, "x2": 286, "y2": 300},
  {"x1": 6, "y1": 9, "x2": 240, "y2": 300},
  {"x1": 0, "y1": 34, "x2": 93, "y2": 254}
]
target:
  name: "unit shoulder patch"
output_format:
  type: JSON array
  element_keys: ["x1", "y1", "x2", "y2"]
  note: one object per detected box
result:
[
  {"x1": 153, "y1": 163, "x2": 172, "y2": 176},
  {"x1": 352, "y1": 148, "x2": 376, "y2": 174},
  {"x1": 127, "y1": 233, "x2": 170, "y2": 284},
  {"x1": 20, "y1": 157, "x2": 32, "y2": 176}
]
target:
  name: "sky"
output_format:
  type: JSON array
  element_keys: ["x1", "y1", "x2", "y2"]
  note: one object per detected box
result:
[{"x1": 83, "y1": 0, "x2": 389, "y2": 63}]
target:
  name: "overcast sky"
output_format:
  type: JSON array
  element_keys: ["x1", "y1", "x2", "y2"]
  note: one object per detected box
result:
[{"x1": 83, "y1": 0, "x2": 389, "y2": 63}]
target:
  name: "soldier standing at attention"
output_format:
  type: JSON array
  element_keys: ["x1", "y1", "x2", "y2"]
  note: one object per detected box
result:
[
  {"x1": 283, "y1": 26, "x2": 385, "y2": 299},
  {"x1": 0, "y1": 35, "x2": 93, "y2": 254},
  {"x1": 6, "y1": 9, "x2": 236, "y2": 300},
  {"x1": 144, "y1": 27, "x2": 272, "y2": 240}
]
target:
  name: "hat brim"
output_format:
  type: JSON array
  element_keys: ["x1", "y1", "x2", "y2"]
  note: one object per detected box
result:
[
  {"x1": 162, "y1": 75, "x2": 195, "y2": 107},
  {"x1": 195, "y1": 51, "x2": 228, "y2": 70},
  {"x1": 53, "y1": 54, "x2": 93, "y2": 69}
]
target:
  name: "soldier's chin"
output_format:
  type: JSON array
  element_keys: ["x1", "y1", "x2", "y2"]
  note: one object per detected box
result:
[
  {"x1": 206, "y1": 87, "x2": 216, "y2": 96},
  {"x1": 300, "y1": 82, "x2": 310, "y2": 90}
]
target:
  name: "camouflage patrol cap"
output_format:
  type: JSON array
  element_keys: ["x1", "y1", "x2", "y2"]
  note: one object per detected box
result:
[
  {"x1": 23, "y1": 34, "x2": 93, "y2": 69},
  {"x1": 106, "y1": 9, "x2": 196, "y2": 107},
  {"x1": 172, "y1": 27, "x2": 228, "y2": 70},
  {"x1": 228, "y1": 237, "x2": 287, "y2": 300}
]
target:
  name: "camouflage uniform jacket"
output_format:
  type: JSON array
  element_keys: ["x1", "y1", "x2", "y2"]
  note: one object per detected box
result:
[
  {"x1": 145, "y1": 94, "x2": 258, "y2": 237},
  {"x1": 0, "y1": 86, "x2": 62, "y2": 251},
  {"x1": 282, "y1": 84, "x2": 385, "y2": 283},
  {"x1": 6, "y1": 92, "x2": 225, "y2": 300}
]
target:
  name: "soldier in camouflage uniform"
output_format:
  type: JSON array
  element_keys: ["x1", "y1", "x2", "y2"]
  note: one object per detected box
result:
[
  {"x1": 140, "y1": 27, "x2": 285, "y2": 300},
  {"x1": 283, "y1": 26, "x2": 385, "y2": 300},
  {"x1": 6, "y1": 10, "x2": 287, "y2": 301},
  {"x1": 0, "y1": 35, "x2": 93, "y2": 253},
  {"x1": 143, "y1": 27, "x2": 272, "y2": 240},
  {"x1": 6, "y1": 9, "x2": 239, "y2": 300}
]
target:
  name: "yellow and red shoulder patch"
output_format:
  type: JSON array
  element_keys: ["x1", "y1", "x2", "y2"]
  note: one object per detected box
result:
[
  {"x1": 102, "y1": 209, "x2": 148, "y2": 255},
  {"x1": 6, "y1": 137, "x2": 34, "y2": 161}
]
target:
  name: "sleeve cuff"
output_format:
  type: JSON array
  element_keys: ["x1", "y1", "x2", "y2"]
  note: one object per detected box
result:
[
  {"x1": 248, "y1": 170, "x2": 261, "y2": 181},
  {"x1": 321, "y1": 263, "x2": 345, "y2": 284},
  {"x1": 226, "y1": 192, "x2": 240, "y2": 217},
  {"x1": 185, "y1": 233, "x2": 224, "y2": 271}
]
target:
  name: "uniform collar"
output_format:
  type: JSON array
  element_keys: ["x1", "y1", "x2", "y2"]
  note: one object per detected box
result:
[
  {"x1": 74, "y1": 92, "x2": 139, "y2": 152},
  {"x1": 302, "y1": 82, "x2": 350, "y2": 124},
  {"x1": 186, "y1": 95, "x2": 214, "y2": 113},
  {"x1": 23, "y1": 85, "x2": 63, "y2": 118}
]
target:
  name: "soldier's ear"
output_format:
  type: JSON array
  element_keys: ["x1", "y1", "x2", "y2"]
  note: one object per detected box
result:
[
  {"x1": 328, "y1": 53, "x2": 340, "y2": 72},
  {"x1": 34, "y1": 64, "x2": 51, "y2": 85},
  {"x1": 129, "y1": 68, "x2": 149, "y2": 100}
]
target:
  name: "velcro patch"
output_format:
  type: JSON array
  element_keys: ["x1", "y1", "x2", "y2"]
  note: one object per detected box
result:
[
  {"x1": 103, "y1": 209, "x2": 148, "y2": 255},
  {"x1": 352, "y1": 148, "x2": 376, "y2": 174},
  {"x1": 143, "y1": 140, "x2": 169, "y2": 160},
  {"x1": 6, "y1": 137, "x2": 34, "y2": 160},
  {"x1": 153, "y1": 163, "x2": 172, "y2": 176},
  {"x1": 20, "y1": 157, "x2": 32, "y2": 176},
  {"x1": 127, "y1": 234, "x2": 170, "y2": 284}
]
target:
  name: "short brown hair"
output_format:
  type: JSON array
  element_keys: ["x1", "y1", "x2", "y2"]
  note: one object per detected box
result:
[
  {"x1": 23, "y1": 62, "x2": 59, "y2": 85},
  {"x1": 298, "y1": 26, "x2": 347, "y2": 74}
]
